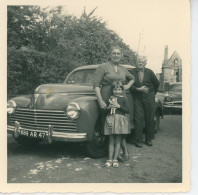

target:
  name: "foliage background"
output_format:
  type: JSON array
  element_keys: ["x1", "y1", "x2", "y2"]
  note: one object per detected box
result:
[{"x1": 8, "y1": 6, "x2": 137, "y2": 96}]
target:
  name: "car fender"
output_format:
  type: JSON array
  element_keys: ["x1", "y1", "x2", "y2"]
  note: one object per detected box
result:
[
  {"x1": 155, "y1": 97, "x2": 163, "y2": 118},
  {"x1": 73, "y1": 96, "x2": 100, "y2": 141}
]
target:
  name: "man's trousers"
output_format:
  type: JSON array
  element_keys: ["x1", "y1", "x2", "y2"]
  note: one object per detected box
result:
[{"x1": 134, "y1": 92, "x2": 155, "y2": 142}]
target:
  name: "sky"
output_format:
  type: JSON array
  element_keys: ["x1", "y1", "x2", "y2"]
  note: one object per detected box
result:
[{"x1": 51, "y1": 0, "x2": 190, "y2": 73}]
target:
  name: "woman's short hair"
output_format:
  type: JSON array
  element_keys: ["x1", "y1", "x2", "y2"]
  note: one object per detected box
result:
[
  {"x1": 111, "y1": 80, "x2": 124, "y2": 90},
  {"x1": 108, "y1": 45, "x2": 123, "y2": 56}
]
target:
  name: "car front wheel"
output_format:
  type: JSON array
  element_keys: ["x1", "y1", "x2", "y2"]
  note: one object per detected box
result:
[{"x1": 85, "y1": 132, "x2": 108, "y2": 159}]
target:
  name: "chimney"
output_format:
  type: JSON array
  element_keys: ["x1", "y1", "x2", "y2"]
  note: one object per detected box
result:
[{"x1": 163, "y1": 45, "x2": 168, "y2": 66}]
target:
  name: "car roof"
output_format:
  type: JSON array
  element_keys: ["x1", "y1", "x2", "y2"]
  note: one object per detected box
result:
[{"x1": 73, "y1": 64, "x2": 135, "y2": 71}]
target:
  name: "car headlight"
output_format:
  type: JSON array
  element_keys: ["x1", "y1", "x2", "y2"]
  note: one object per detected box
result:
[
  {"x1": 165, "y1": 92, "x2": 169, "y2": 97},
  {"x1": 7, "y1": 100, "x2": 17, "y2": 114},
  {"x1": 66, "y1": 102, "x2": 80, "y2": 119},
  {"x1": 155, "y1": 97, "x2": 159, "y2": 102},
  {"x1": 165, "y1": 96, "x2": 172, "y2": 102}
]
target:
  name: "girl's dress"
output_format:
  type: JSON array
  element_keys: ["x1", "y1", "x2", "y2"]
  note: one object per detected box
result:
[{"x1": 104, "y1": 95, "x2": 130, "y2": 135}]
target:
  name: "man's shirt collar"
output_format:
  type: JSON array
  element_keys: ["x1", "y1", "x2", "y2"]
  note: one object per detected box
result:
[{"x1": 136, "y1": 68, "x2": 145, "y2": 72}]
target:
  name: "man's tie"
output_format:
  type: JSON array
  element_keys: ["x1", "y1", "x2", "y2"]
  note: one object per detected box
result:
[{"x1": 138, "y1": 69, "x2": 144, "y2": 83}]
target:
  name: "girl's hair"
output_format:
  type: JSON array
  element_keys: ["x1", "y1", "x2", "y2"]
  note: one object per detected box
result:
[{"x1": 111, "y1": 80, "x2": 124, "y2": 91}]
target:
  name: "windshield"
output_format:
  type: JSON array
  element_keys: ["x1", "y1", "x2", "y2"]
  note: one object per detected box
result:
[
  {"x1": 169, "y1": 84, "x2": 182, "y2": 92},
  {"x1": 65, "y1": 69, "x2": 95, "y2": 85}
]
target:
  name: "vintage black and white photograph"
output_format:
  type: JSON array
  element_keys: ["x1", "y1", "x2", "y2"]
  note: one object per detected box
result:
[{"x1": 1, "y1": 0, "x2": 191, "y2": 193}]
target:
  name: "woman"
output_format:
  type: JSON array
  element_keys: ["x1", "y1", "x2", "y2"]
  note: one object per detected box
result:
[{"x1": 93, "y1": 45, "x2": 135, "y2": 161}]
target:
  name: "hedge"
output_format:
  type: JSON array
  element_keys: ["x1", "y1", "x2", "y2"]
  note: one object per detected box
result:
[{"x1": 7, "y1": 47, "x2": 74, "y2": 95}]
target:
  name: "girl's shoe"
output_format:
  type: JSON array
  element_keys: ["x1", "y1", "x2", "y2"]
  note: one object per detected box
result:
[
  {"x1": 105, "y1": 160, "x2": 113, "y2": 167},
  {"x1": 112, "y1": 160, "x2": 119, "y2": 168}
]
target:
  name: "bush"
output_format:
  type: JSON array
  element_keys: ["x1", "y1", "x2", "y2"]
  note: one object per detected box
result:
[{"x1": 7, "y1": 47, "x2": 73, "y2": 95}]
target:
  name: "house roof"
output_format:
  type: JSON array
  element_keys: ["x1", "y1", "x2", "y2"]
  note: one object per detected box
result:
[{"x1": 166, "y1": 51, "x2": 181, "y2": 66}]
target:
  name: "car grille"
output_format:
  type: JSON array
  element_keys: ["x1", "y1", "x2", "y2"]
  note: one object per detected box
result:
[
  {"x1": 9, "y1": 108, "x2": 77, "y2": 132},
  {"x1": 164, "y1": 101, "x2": 182, "y2": 108},
  {"x1": 173, "y1": 102, "x2": 182, "y2": 106}
]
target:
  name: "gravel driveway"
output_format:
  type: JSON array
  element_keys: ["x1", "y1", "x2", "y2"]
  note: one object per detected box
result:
[{"x1": 7, "y1": 115, "x2": 182, "y2": 183}]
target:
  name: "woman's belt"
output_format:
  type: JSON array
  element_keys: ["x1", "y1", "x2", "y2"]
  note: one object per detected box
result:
[{"x1": 102, "y1": 81, "x2": 126, "y2": 87}]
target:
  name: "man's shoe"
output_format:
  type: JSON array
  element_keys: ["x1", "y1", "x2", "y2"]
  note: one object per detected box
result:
[
  {"x1": 135, "y1": 142, "x2": 142, "y2": 148},
  {"x1": 145, "y1": 140, "x2": 153, "y2": 146}
]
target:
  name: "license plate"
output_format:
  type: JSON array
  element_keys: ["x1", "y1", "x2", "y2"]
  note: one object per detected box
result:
[{"x1": 20, "y1": 129, "x2": 46, "y2": 139}]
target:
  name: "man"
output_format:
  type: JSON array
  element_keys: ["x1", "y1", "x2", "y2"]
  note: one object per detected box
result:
[{"x1": 130, "y1": 56, "x2": 159, "y2": 147}]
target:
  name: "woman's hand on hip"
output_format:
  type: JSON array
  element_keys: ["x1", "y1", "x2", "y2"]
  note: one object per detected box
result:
[
  {"x1": 123, "y1": 84, "x2": 130, "y2": 90},
  {"x1": 124, "y1": 79, "x2": 135, "y2": 90}
]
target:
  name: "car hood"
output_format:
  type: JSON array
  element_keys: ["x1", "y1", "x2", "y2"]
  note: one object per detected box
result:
[
  {"x1": 166, "y1": 91, "x2": 182, "y2": 101},
  {"x1": 35, "y1": 84, "x2": 94, "y2": 94},
  {"x1": 12, "y1": 84, "x2": 96, "y2": 110}
]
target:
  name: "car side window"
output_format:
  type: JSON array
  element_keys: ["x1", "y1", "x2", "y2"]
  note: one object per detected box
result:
[
  {"x1": 66, "y1": 69, "x2": 95, "y2": 85},
  {"x1": 67, "y1": 71, "x2": 83, "y2": 84},
  {"x1": 169, "y1": 84, "x2": 182, "y2": 92},
  {"x1": 86, "y1": 72, "x2": 93, "y2": 84}
]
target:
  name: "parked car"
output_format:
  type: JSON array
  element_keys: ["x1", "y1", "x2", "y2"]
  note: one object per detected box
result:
[
  {"x1": 163, "y1": 82, "x2": 182, "y2": 114},
  {"x1": 7, "y1": 65, "x2": 163, "y2": 158}
]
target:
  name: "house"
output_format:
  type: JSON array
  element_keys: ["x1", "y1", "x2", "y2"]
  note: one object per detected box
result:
[{"x1": 158, "y1": 45, "x2": 182, "y2": 91}]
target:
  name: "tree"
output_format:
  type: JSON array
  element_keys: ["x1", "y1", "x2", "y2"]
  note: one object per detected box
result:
[{"x1": 7, "y1": 6, "x2": 137, "y2": 95}]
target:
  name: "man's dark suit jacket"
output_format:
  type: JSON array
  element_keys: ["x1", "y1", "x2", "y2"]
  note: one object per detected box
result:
[{"x1": 130, "y1": 68, "x2": 159, "y2": 95}]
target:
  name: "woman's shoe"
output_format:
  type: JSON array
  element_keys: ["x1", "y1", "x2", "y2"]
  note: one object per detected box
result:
[
  {"x1": 112, "y1": 160, "x2": 119, "y2": 168},
  {"x1": 105, "y1": 160, "x2": 113, "y2": 167},
  {"x1": 123, "y1": 155, "x2": 129, "y2": 161},
  {"x1": 145, "y1": 140, "x2": 153, "y2": 146},
  {"x1": 117, "y1": 155, "x2": 125, "y2": 163},
  {"x1": 135, "y1": 142, "x2": 142, "y2": 148},
  {"x1": 118, "y1": 155, "x2": 129, "y2": 162}
]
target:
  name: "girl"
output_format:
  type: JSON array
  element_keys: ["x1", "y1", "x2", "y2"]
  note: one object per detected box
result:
[{"x1": 104, "y1": 81, "x2": 130, "y2": 168}]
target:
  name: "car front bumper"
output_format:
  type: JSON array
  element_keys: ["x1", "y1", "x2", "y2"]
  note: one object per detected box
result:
[
  {"x1": 163, "y1": 101, "x2": 182, "y2": 113},
  {"x1": 7, "y1": 121, "x2": 87, "y2": 143}
]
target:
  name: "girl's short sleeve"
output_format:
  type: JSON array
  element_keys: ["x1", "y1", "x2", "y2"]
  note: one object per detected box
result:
[{"x1": 93, "y1": 65, "x2": 105, "y2": 88}]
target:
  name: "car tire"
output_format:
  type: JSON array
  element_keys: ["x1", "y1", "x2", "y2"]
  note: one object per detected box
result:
[
  {"x1": 85, "y1": 132, "x2": 108, "y2": 159},
  {"x1": 13, "y1": 136, "x2": 41, "y2": 145},
  {"x1": 154, "y1": 109, "x2": 160, "y2": 133}
]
